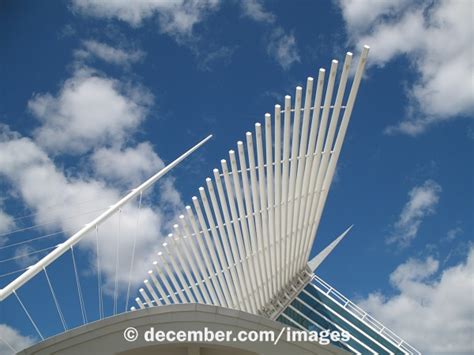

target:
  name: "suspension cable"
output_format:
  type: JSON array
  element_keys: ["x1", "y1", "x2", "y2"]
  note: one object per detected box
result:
[
  {"x1": 0, "y1": 266, "x2": 29, "y2": 279},
  {"x1": 0, "y1": 228, "x2": 74, "y2": 251},
  {"x1": 0, "y1": 336, "x2": 17, "y2": 353},
  {"x1": 0, "y1": 207, "x2": 109, "y2": 239},
  {"x1": 9, "y1": 197, "x2": 113, "y2": 222},
  {"x1": 13, "y1": 290, "x2": 44, "y2": 340},
  {"x1": 43, "y1": 267, "x2": 67, "y2": 331},
  {"x1": 113, "y1": 209, "x2": 122, "y2": 315},
  {"x1": 70, "y1": 246, "x2": 87, "y2": 324},
  {"x1": 95, "y1": 225, "x2": 103, "y2": 319},
  {"x1": 125, "y1": 191, "x2": 143, "y2": 311},
  {"x1": 0, "y1": 245, "x2": 57, "y2": 264}
]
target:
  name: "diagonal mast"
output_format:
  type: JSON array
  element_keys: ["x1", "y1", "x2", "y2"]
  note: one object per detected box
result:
[{"x1": 0, "y1": 134, "x2": 212, "y2": 302}]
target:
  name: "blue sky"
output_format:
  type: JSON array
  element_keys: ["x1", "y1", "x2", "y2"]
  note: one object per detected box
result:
[{"x1": 0, "y1": 1, "x2": 473, "y2": 354}]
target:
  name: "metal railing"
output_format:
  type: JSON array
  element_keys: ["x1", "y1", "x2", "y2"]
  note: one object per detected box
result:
[{"x1": 311, "y1": 274, "x2": 421, "y2": 355}]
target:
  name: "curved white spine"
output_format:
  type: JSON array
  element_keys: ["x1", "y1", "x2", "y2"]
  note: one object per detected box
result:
[
  {"x1": 229, "y1": 150, "x2": 265, "y2": 308},
  {"x1": 148, "y1": 269, "x2": 168, "y2": 305},
  {"x1": 179, "y1": 215, "x2": 220, "y2": 305},
  {"x1": 177, "y1": 217, "x2": 210, "y2": 302},
  {"x1": 143, "y1": 279, "x2": 160, "y2": 305},
  {"x1": 148, "y1": 272, "x2": 167, "y2": 305},
  {"x1": 133, "y1": 48, "x2": 370, "y2": 317},
  {"x1": 199, "y1": 186, "x2": 239, "y2": 308},
  {"x1": 192, "y1": 196, "x2": 232, "y2": 307},
  {"x1": 294, "y1": 68, "x2": 326, "y2": 272},
  {"x1": 281, "y1": 95, "x2": 292, "y2": 286},
  {"x1": 135, "y1": 297, "x2": 145, "y2": 310},
  {"x1": 154, "y1": 255, "x2": 179, "y2": 304},
  {"x1": 214, "y1": 165, "x2": 256, "y2": 312},
  {"x1": 208, "y1": 174, "x2": 246, "y2": 309},
  {"x1": 264, "y1": 114, "x2": 276, "y2": 295},
  {"x1": 157, "y1": 252, "x2": 186, "y2": 303},
  {"x1": 304, "y1": 46, "x2": 370, "y2": 263},
  {"x1": 273, "y1": 105, "x2": 283, "y2": 291},
  {"x1": 301, "y1": 53, "x2": 352, "y2": 266},
  {"x1": 173, "y1": 223, "x2": 213, "y2": 304},
  {"x1": 203, "y1": 180, "x2": 243, "y2": 309},
  {"x1": 290, "y1": 77, "x2": 313, "y2": 278},
  {"x1": 165, "y1": 236, "x2": 202, "y2": 303},
  {"x1": 220, "y1": 161, "x2": 258, "y2": 313},
  {"x1": 185, "y1": 205, "x2": 226, "y2": 306},
  {"x1": 286, "y1": 86, "x2": 302, "y2": 284},
  {"x1": 161, "y1": 242, "x2": 196, "y2": 303},
  {"x1": 298, "y1": 59, "x2": 338, "y2": 268},
  {"x1": 152, "y1": 260, "x2": 173, "y2": 305},
  {"x1": 212, "y1": 169, "x2": 252, "y2": 312},
  {"x1": 139, "y1": 288, "x2": 153, "y2": 307},
  {"x1": 255, "y1": 123, "x2": 272, "y2": 296},
  {"x1": 237, "y1": 140, "x2": 268, "y2": 303},
  {"x1": 246, "y1": 132, "x2": 270, "y2": 304}
]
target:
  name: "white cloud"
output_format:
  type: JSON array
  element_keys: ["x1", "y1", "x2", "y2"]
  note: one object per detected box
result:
[
  {"x1": 71, "y1": 0, "x2": 220, "y2": 37},
  {"x1": 337, "y1": 0, "x2": 474, "y2": 135},
  {"x1": 337, "y1": 0, "x2": 411, "y2": 34},
  {"x1": 13, "y1": 245, "x2": 41, "y2": 268},
  {"x1": 76, "y1": 40, "x2": 144, "y2": 66},
  {"x1": 387, "y1": 180, "x2": 441, "y2": 248},
  {"x1": 71, "y1": 2, "x2": 234, "y2": 70},
  {"x1": 0, "y1": 42, "x2": 190, "y2": 347},
  {"x1": 195, "y1": 46, "x2": 236, "y2": 71},
  {"x1": 239, "y1": 1, "x2": 300, "y2": 70},
  {"x1": 91, "y1": 142, "x2": 165, "y2": 186},
  {"x1": 240, "y1": 0, "x2": 275, "y2": 23},
  {"x1": 446, "y1": 226, "x2": 463, "y2": 242},
  {"x1": 266, "y1": 27, "x2": 300, "y2": 70},
  {"x1": 0, "y1": 324, "x2": 35, "y2": 354},
  {"x1": 157, "y1": 177, "x2": 183, "y2": 215},
  {"x1": 1, "y1": 47, "x2": 186, "y2": 294},
  {"x1": 28, "y1": 68, "x2": 152, "y2": 155},
  {"x1": 359, "y1": 246, "x2": 474, "y2": 354},
  {"x1": 0, "y1": 134, "x2": 159, "y2": 287},
  {"x1": 0, "y1": 209, "x2": 15, "y2": 245},
  {"x1": 90, "y1": 141, "x2": 184, "y2": 222}
]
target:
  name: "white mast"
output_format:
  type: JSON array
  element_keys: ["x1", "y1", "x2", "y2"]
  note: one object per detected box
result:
[{"x1": 0, "y1": 135, "x2": 213, "y2": 301}]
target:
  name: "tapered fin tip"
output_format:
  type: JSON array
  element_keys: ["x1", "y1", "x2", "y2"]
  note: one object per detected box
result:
[{"x1": 308, "y1": 225, "x2": 353, "y2": 271}]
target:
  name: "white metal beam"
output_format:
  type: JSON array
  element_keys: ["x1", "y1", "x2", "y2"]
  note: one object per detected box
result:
[
  {"x1": 229, "y1": 150, "x2": 265, "y2": 308},
  {"x1": 281, "y1": 95, "x2": 292, "y2": 286},
  {"x1": 0, "y1": 135, "x2": 213, "y2": 302},
  {"x1": 307, "y1": 225, "x2": 353, "y2": 271},
  {"x1": 304, "y1": 47, "x2": 369, "y2": 264},
  {"x1": 286, "y1": 86, "x2": 302, "y2": 284},
  {"x1": 134, "y1": 47, "x2": 370, "y2": 317}
]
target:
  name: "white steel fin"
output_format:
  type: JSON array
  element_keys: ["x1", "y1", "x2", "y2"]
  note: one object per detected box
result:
[
  {"x1": 133, "y1": 47, "x2": 370, "y2": 315},
  {"x1": 307, "y1": 225, "x2": 353, "y2": 271}
]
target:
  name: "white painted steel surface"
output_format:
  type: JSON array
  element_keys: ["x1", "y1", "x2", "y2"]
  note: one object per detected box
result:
[
  {"x1": 0, "y1": 135, "x2": 213, "y2": 302},
  {"x1": 136, "y1": 47, "x2": 370, "y2": 315}
]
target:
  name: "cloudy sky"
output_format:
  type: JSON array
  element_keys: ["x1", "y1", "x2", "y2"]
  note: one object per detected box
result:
[{"x1": 0, "y1": 0, "x2": 473, "y2": 354}]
